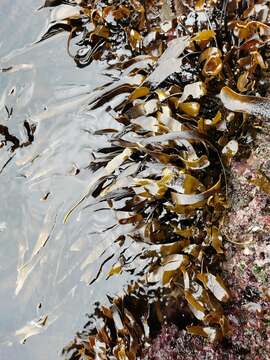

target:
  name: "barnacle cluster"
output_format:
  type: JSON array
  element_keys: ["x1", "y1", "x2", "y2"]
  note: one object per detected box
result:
[{"x1": 40, "y1": 1, "x2": 270, "y2": 359}]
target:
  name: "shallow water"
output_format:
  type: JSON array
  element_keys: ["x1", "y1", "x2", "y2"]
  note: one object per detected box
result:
[{"x1": 0, "y1": 1, "x2": 134, "y2": 358}]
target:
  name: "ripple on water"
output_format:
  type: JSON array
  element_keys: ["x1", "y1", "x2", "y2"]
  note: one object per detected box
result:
[{"x1": 0, "y1": 1, "x2": 125, "y2": 359}]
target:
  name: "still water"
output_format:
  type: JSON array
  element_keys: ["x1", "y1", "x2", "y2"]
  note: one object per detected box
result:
[{"x1": 0, "y1": 1, "x2": 134, "y2": 358}]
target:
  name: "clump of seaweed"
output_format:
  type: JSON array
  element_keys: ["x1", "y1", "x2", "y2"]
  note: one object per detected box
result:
[{"x1": 38, "y1": 0, "x2": 270, "y2": 359}]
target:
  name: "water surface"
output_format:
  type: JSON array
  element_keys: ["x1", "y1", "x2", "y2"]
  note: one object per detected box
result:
[{"x1": 0, "y1": 1, "x2": 128, "y2": 358}]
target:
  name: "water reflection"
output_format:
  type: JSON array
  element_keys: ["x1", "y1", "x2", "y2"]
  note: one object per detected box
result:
[{"x1": 0, "y1": 1, "x2": 126, "y2": 359}]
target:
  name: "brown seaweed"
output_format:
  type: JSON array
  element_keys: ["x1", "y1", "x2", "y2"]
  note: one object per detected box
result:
[{"x1": 37, "y1": 0, "x2": 270, "y2": 359}]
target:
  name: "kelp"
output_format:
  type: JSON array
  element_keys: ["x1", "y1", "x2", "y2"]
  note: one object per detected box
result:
[
  {"x1": 220, "y1": 86, "x2": 270, "y2": 118},
  {"x1": 39, "y1": 0, "x2": 165, "y2": 67},
  {"x1": 0, "y1": 119, "x2": 36, "y2": 152},
  {"x1": 38, "y1": 0, "x2": 270, "y2": 359}
]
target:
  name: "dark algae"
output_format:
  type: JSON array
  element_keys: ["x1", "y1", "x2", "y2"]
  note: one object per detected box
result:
[{"x1": 35, "y1": 0, "x2": 270, "y2": 359}]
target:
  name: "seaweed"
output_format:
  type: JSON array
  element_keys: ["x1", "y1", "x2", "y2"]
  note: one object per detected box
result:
[{"x1": 38, "y1": 0, "x2": 270, "y2": 358}]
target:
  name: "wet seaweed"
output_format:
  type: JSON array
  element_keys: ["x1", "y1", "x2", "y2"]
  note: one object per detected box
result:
[
  {"x1": 38, "y1": 0, "x2": 270, "y2": 358},
  {"x1": 0, "y1": 119, "x2": 36, "y2": 152}
]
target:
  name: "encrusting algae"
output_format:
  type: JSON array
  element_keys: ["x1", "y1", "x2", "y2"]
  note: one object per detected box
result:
[{"x1": 38, "y1": 1, "x2": 270, "y2": 359}]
